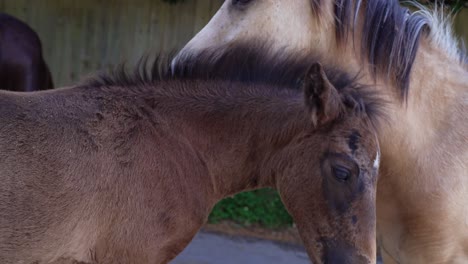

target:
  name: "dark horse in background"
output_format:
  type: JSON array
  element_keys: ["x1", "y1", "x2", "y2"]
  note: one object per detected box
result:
[{"x1": 0, "y1": 13, "x2": 53, "y2": 91}]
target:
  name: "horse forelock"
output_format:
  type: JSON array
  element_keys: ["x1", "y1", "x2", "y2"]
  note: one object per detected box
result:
[{"x1": 311, "y1": 0, "x2": 467, "y2": 99}]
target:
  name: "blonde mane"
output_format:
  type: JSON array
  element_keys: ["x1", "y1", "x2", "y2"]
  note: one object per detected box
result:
[{"x1": 412, "y1": 2, "x2": 468, "y2": 65}]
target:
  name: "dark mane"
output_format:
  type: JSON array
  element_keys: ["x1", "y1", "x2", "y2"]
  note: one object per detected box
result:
[
  {"x1": 82, "y1": 42, "x2": 385, "y2": 129},
  {"x1": 313, "y1": 0, "x2": 467, "y2": 99},
  {"x1": 324, "y1": 0, "x2": 429, "y2": 99}
]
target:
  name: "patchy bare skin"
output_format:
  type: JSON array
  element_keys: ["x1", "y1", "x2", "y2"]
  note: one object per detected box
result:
[
  {"x1": 176, "y1": 1, "x2": 468, "y2": 263},
  {"x1": 0, "y1": 59, "x2": 382, "y2": 263}
]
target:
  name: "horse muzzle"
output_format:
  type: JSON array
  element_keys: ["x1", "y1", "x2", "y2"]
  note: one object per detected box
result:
[{"x1": 322, "y1": 246, "x2": 373, "y2": 264}]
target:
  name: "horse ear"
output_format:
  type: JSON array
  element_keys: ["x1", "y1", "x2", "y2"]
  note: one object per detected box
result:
[{"x1": 302, "y1": 62, "x2": 342, "y2": 127}]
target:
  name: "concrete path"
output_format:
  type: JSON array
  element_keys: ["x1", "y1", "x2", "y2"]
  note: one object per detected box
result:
[
  {"x1": 171, "y1": 231, "x2": 384, "y2": 264},
  {"x1": 171, "y1": 231, "x2": 311, "y2": 264}
]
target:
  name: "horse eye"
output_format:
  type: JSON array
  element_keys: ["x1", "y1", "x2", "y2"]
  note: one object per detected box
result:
[
  {"x1": 332, "y1": 166, "x2": 351, "y2": 182},
  {"x1": 232, "y1": 0, "x2": 253, "y2": 6}
]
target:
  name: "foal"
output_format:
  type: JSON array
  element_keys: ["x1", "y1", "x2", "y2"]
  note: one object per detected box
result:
[
  {"x1": 0, "y1": 52, "x2": 382, "y2": 263},
  {"x1": 0, "y1": 13, "x2": 54, "y2": 91}
]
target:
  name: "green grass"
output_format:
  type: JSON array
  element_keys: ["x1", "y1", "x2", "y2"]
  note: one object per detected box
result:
[{"x1": 208, "y1": 188, "x2": 293, "y2": 229}]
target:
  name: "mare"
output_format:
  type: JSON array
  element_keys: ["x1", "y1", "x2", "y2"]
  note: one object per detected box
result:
[
  {"x1": 0, "y1": 47, "x2": 383, "y2": 263},
  {"x1": 0, "y1": 12, "x2": 54, "y2": 91},
  {"x1": 175, "y1": 0, "x2": 468, "y2": 263}
]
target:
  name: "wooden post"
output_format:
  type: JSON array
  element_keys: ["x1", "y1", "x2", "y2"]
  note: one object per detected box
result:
[
  {"x1": 455, "y1": 9, "x2": 468, "y2": 46},
  {"x1": 0, "y1": 0, "x2": 221, "y2": 87}
]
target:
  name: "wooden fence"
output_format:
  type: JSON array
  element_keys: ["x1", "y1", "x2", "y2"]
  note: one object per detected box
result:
[
  {"x1": 0, "y1": 0, "x2": 222, "y2": 86},
  {"x1": 455, "y1": 9, "x2": 468, "y2": 48},
  {"x1": 0, "y1": 1, "x2": 466, "y2": 87}
]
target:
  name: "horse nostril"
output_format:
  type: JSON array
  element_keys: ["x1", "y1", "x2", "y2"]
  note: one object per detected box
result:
[
  {"x1": 323, "y1": 247, "x2": 370, "y2": 264},
  {"x1": 323, "y1": 249, "x2": 349, "y2": 264}
]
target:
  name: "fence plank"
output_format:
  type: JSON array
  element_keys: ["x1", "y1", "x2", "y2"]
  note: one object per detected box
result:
[
  {"x1": 0, "y1": 1, "x2": 466, "y2": 86},
  {"x1": 455, "y1": 9, "x2": 468, "y2": 47},
  {"x1": 0, "y1": 0, "x2": 222, "y2": 86}
]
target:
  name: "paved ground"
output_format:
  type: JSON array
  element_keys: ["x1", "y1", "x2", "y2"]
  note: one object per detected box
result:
[
  {"x1": 171, "y1": 231, "x2": 384, "y2": 264},
  {"x1": 171, "y1": 231, "x2": 311, "y2": 264}
]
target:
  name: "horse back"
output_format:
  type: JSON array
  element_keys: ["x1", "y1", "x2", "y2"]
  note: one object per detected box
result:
[
  {"x1": 0, "y1": 84, "x2": 221, "y2": 262},
  {"x1": 0, "y1": 89, "x2": 106, "y2": 262}
]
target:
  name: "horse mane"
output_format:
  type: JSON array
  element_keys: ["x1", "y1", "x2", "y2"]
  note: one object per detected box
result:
[
  {"x1": 311, "y1": 0, "x2": 467, "y2": 99},
  {"x1": 82, "y1": 42, "x2": 386, "y2": 130}
]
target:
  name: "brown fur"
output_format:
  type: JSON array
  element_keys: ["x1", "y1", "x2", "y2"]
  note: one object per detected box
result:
[
  {"x1": 175, "y1": 0, "x2": 468, "y2": 263},
  {"x1": 0, "y1": 54, "x2": 382, "y2": 263}
]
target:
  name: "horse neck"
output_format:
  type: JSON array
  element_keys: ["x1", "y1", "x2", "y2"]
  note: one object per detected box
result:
[
  {"x1": 158, "y1": 82, "x2": 311, "y2": 200},
  {"x1": 333, "y1": 36, "x2": 468, "y2": 186},
  {"x1": 399, "y1": 41, "x2": 468, "y2": 167}
]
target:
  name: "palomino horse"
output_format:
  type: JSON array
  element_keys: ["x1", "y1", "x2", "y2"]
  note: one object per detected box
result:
[
  {"x1": 0, "y1": 47, "x2": 383, "y2": 263},
  {"x1": 0, "y1": 13, "x2": 54, "y2": 91},
  {"x1": 175, "y1": 0, "x2": 468, "y2": 263}
]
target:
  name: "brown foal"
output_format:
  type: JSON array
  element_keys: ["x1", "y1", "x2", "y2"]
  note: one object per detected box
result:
[{"x1": 0, "y1": 48, "x2": 383, "y2": 263}]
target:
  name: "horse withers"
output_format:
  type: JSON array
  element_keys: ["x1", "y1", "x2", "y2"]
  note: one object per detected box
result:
[
  {"x1": 0, "y1": 13, "x2": 54, "y2": 91},
  {"x1": 175, "y1": 1, "x2": 468, "y2": 263},
  {"x1": 0, "y1": 48, "x2": 383, "y2": 263}
]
